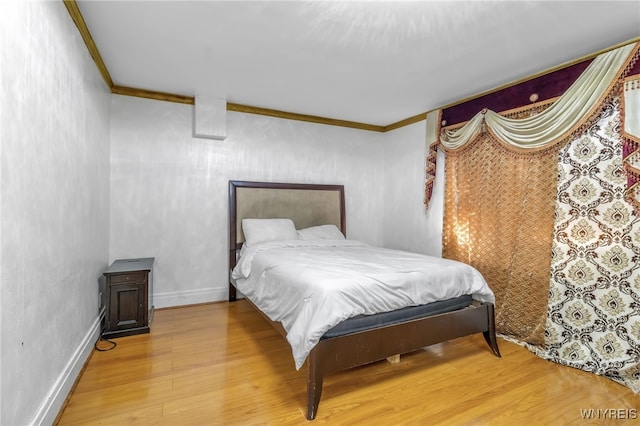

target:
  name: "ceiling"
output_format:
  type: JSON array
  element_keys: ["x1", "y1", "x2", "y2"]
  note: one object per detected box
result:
[{"x1": 76, "y1": 1, "x2": 640, "y2": 128}]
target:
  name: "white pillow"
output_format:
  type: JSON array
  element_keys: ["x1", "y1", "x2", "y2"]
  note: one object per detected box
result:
[
  {"x1": 297, "y1": 224, "x2": 345, "y2": 240},
  {"x1": 242, "y1": 218, "x2": 299, "y2": 246}
]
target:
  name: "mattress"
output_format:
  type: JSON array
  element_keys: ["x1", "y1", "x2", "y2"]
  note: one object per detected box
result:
[{"x1": 322, "y1": 294, "x2": 473, "y2": 339}]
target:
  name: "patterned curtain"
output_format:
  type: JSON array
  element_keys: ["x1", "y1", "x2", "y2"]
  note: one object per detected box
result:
[
  {"x1": 537, "y1": 95, "x2": 640, "y2": 392},
  {"x1": 433, "y1": 41, "x2": 640, "y2": 392}
]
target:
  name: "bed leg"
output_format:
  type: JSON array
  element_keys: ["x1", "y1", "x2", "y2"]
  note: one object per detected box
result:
[
  {"x1": 482, "y1": 303, "x2": 501, "y2": 357},
  {"x1": 229, "y1": 283, "x2": 237, "y2": 302},
  {"x1": 386, "y1": 354, "x2": 400, "y2": 364},
  {"x1": 307, "y1": 348, "x2": 324, "y2": 420}
]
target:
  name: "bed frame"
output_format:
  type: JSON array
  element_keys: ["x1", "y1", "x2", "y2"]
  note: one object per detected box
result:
[{"x1": 228, "y1": 180, "x2": 501, "y2": 420}]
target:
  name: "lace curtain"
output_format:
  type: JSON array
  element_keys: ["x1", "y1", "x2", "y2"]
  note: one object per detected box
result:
[{"x1": 442, "y1": 134, "x2": 559, "y2": 345}]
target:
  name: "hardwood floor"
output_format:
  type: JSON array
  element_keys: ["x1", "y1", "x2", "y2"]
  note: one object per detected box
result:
[{"x1": 56, "y1": 301, "x2": 639, "y2": 425}]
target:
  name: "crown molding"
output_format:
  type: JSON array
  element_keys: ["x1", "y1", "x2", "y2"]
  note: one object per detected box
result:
[
  {"x1": 63, "y1": 0, "x2": 392, "y2": 132},
  {"x1": 64, "y1": 1, "x2": 638, "y2": 134},
  {"x1": 63, "y1": 0, "x2": 113, "y2": 89},
  {"x1": 109, "y1": 86, "x2": 385, "y2": 131},
  {"x1": 226, "y1": 103, "x2": 385, "y2": 132},
  {"x1": 383, "y1": 112, "x2": 429, "y2": 132},
  {"x1": 112, "y1": 86, "x2": 194, "y2": 105}
]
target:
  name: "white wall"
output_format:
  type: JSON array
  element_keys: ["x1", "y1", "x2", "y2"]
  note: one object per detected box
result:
[
  {"x1": 109, "y1": 95, "x2": 386, "y2": 307},
  {"x1": 382, "y1": 120, "x2": 444, "y2": 256},
  {"x1": 0, "y1": 4, "x2": 443, "y2": 423},
  {"x1": 0, "y1": 2, "x2": 111, "y2": 425}
]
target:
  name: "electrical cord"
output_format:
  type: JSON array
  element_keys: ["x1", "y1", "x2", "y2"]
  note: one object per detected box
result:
[
  {"x1": 94, "y1": 335, "x2": 117, "y2": 351},
  {"x1": 94, "y1": 315, "x2": 117, "y2": 351}
]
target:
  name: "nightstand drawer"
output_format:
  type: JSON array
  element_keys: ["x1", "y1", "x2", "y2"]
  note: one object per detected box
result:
[{"x1": 109, "y1": 273, "x2": 145, "y2": 284}]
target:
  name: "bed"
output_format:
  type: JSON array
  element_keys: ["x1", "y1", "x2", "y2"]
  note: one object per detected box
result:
[{"x1": 228, "y1": 180, "x2": 501, "y2": 420}]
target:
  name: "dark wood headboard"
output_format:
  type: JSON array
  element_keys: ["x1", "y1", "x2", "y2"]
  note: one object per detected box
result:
[{"x1": 228, "y1": 180, "x2": 346, "y2": 301}]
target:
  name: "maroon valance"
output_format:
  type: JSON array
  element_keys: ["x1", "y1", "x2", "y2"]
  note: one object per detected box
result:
[
  {"x1": 441, "y1": 60, "x2": 592, "y2": 127},
  {"x1": 442, "y1": 54, "x2": 640, "y2": 128}
]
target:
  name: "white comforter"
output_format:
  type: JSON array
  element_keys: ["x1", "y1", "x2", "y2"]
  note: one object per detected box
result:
[{"x1": 231, "y1": 239, "x2": 495, "y2": 370}]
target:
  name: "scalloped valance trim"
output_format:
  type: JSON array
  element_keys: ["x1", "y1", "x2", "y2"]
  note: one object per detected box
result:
[{"x1": 439, "y1": 43, "x2": 637, "y2": 151}]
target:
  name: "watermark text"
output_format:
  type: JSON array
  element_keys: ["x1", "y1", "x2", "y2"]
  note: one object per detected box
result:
[{"x1": 580, "y1": 408, "x2": 637, "y2": 420}]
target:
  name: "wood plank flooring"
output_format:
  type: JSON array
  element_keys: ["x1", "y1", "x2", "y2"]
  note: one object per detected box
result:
[{"x1": 56, "y1": 301, "x2": 639, "y2": 425}]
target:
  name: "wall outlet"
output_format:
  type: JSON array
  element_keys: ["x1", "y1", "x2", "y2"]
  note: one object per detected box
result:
[{"x1": 98, "y1": 291, "x2": 103, "y2": 310}]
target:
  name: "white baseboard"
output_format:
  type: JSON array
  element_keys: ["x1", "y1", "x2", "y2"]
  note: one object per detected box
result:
[
  {"x1": 30, "y1": 309, "x2": 105, "y2": 426},
  {"x1": 29, "y1": 286, "x2": 230, "y2": 424},
  {"x1": 153, "y1": 286, "x2": 228, "y2": 308}
]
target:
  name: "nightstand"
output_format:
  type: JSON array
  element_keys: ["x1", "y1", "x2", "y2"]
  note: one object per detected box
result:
[{"x1": 103, "y1": 257, "x2": 154, "y2": 338}]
